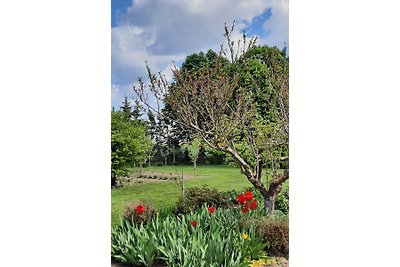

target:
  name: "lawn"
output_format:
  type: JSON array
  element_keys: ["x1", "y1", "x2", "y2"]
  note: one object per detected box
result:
[{"x1": 111, "y1": 164, "x2": 254, "y2": 226}]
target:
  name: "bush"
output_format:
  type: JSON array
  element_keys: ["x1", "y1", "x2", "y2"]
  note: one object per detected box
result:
[
  {"x1": 174, "y1": 185, "x2": 230, "y2": 215},
  {"x1": 123, "y1": 200, "x2": 157, "y2": 225},
  {"x1": 112, "y1": 205, "x2": 266, "y2": 267},
  {"x1": 244, "y1": 216, "x2": 289, "y2": 259},
  {"x1": 275, "y1": 186, "x2": 289, "y2": 215}
]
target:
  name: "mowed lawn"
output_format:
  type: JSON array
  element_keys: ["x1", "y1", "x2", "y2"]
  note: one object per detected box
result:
[{"x1": 111, "y1": 165, "x2": 254, "y2": 226}]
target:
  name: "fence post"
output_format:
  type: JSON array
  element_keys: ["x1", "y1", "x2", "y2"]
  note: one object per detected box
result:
[{"x1": 181, "y1": 171, "x2": 184, "y2": 197}]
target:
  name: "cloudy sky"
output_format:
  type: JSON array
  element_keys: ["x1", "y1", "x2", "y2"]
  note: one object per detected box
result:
[{"x1": 111, "y1": 0, "x2": 288, "y2": 109}]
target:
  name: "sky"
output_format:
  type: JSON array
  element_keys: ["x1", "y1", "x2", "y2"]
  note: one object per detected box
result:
[{"x1": 111, "y1": 0, "x2": 289, "y2": 110}]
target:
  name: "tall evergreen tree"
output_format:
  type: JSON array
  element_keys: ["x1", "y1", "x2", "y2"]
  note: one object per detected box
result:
[
  {"x1": 120, "y1": 95, "x2": 133, "y2": 120},
  {"x1": 131, "y1": 99, "x2": 144, "y2": 121}
]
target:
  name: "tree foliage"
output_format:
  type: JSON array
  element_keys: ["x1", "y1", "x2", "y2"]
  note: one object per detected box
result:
[
  {"x1": 111, "y1": 111, "x2": 152, "y2": 186},
  {"x1": 181, "y1": 138, "x2": 201, "y2": 170}
]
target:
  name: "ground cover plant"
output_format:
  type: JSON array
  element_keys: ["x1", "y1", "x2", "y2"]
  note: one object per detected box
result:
[{"x1": 112, "y1": 201, "x2": 268, "y2": 266}]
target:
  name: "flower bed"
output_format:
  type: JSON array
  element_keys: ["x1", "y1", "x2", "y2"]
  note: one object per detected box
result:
[{"x1": 112, "y1": 191, "x2": 288, "y2": 266}]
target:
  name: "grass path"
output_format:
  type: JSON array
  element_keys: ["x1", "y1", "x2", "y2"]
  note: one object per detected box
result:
[{"x1": 111, "y1": 165, "x2": 252, "y2": 226}]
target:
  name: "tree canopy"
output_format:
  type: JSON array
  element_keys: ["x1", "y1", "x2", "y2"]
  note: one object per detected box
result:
[
  {"x1": 134, "y1": 42, "x2": 288, "y2": 213},
  {"x1": 111, "y1": 111, "x2": 152, "y2": 186}
]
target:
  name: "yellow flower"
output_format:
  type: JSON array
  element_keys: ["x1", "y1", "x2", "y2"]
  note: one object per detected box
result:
[{"x1": 242, "y1": 233, "x2": 249, "y2": 239}]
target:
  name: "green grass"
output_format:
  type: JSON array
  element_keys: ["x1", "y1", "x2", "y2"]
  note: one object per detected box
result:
[
  {"x1": 112, "y1": 164, "x2": 253, "y2": 226},
  {"x1": 111, "y1": 164, "x2": 288, "y2": 226}
]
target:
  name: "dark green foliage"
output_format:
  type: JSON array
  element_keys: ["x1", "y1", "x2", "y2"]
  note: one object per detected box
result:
[
  {"x1": 120, "y1": 95, "x2": 133, "y2": 117},
  {"x1": 181, "y1": 49, "x2": 228, "y2": 73},
  {"x1": 275, "y1": 187, "x2": 289, "y2": 215},
  {"x1": 229, "y1": 45, "x2": 289, "y2": 121},
  {"x1": 131, "y1": 99, "x2": 144, "y2": 122},
  {"x1": 204, "y1": 147, "x2": 226, "y2": 164},
  {"x1": 174, "y1": 185, "x2": 230, "y2": 215}
]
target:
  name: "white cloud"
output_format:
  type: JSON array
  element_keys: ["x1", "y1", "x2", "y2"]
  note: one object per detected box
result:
[
  {"x1": 111, "y1": 0, "x2": 289, "y2": 108},
  {"x1": 262, "y1": 0, "x2": 289, "y2": 48}
]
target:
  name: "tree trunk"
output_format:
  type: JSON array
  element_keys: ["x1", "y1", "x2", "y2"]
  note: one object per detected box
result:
[
  {"x1": 172, "y1": 148, "x2": 176, "y2": 164},
  {"x1": 220, "y1": 145, "x2": 289, "y2": 215},
  {"x1": 263, "y1": 193, "x2": 276, "y2": 215},
  {"x1": 111, "y1": 173, "x2": 117, "y2": 187},
  {"x1": 262, "y1": 170, "x2": 288, "y2": 215},
  {"x1": 243, "y1": 166, "x2": 288, "y2": 215},
  {"x1": 194, "y1": 161, "x2": 196, "y2": 170}
]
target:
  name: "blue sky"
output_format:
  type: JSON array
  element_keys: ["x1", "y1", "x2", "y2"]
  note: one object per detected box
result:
[
  {"x1": 111, "y1": 0, "x2": 132, "y2": 28},
  {"x1": 111, "y1": 0, "x2": 288, "y2": 110}
]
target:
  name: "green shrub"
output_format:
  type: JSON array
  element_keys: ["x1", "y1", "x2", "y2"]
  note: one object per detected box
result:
[
  {"x1": 123, "y1": 200, "x2": 157, "y2": 225},
  {"x1": 112, "y1": 205, "x2": 266, "y2": 267},
  {"x1": 275, "y1": 186, "x2": 289, "y2": 215},
  {"x1": 174, "y1": 185, "x2": 230, "y2": 215}
]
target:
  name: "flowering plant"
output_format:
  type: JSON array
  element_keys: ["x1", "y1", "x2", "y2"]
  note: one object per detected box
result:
[
  {"x1": 238, "y1": 191, "x2": 257, "y2": 213},
  {"x1": 135, "y1": 204, "x2": 145, "y2": 213},
  {"x1": 123, "y1": 201, "x2": 156, "y2": 224}
]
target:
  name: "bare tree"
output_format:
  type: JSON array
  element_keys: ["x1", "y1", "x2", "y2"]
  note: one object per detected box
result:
[{"x1": 133, "y1": 24, "x2": 288, "y2": 214}]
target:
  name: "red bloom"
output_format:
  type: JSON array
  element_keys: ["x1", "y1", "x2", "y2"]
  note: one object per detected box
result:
[
  {"x1": 250, "y1": 201, "x2": 257, "y2": 210},
  {"x1": 244, "y1": 203, "x2": 249, "y2": 208},
  {"x1": 208, "y1": 207, "x2": 216, "y2": 213},
  {"x1": 244, "y1": 191, "x2": 253, "y2": 201},
  {"x1": 237, "y1": 194, "x2": 245, "y2": 204},
  {"x1": 135, "y1": 204, "x2": 145, "y2": 214},
  {"x1": 191, "y1": 220, "x2": 198, "y2": 227},
  {"x1": 241, "y1": 207, "x2": 249, "y2": 213}
]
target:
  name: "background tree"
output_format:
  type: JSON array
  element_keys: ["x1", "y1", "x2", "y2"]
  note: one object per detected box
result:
[
  {"x1": 181, "y1": 138, "x2": 201, "y2": 170},
  {"x1": 111, "y1": 111, "x2": 152, "y2": 187},
  {"x1": 120, "y1": 95, "x2": 133, "y2": 120},
  {"x1": 131, "y1": 99, "x2": 144, "y2": 122},
  {"x1": 145, "y1": 109, "x2": 171, "y2": 166}
]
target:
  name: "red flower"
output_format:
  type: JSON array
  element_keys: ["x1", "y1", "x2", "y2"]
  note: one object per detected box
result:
[
  {"x1": 244, "y1": 191, "x2": 253, "y2": 201},
  {"x1": 241, "y1": 207, "x2": 249, "y2": 213},
  {"x1": 135, "y1": 204, "x2": 145, "y2": 214},
  {"x1": 250, "y1": 201, "x2": 257, "y2": 210},
  {"x1": 237, "y1": 194, "x2": 245, "y2": 204},
  {"x1": 191, "y1": 220, "x2": 198, "y2": 227},
  {"x1": 244, "y1": 203, "x2": 249, "y2": 208},
  {"x1": 208, "y1": 207, "x2": 216, "y2": 213}
]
